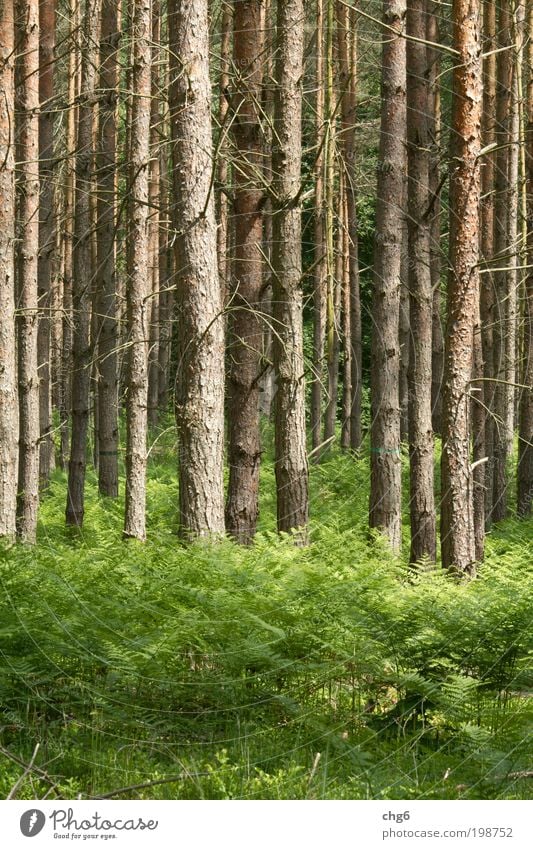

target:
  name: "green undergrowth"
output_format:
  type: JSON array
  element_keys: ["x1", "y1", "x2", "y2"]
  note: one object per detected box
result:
[{"x1": 0, "y1": 425, "x2": 531, "y2": 800}]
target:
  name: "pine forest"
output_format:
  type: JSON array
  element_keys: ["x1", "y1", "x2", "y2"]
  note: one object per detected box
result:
[{"x1": 0, "y1": 0, "x2": 532, "y2": 800}]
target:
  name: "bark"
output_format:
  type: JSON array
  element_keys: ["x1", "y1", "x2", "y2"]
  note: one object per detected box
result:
[
  {"x1": 147, "y1": 0, "x2": 160, "y2": 429},
  {"x1": 347, "y1": 5, "x2": 362, "y2": 451},
  {"x1": 322, "y1": 0, "x2": 338, "y2": 452},
  {"x1": 37, "y1": 0, "x2": 56, "y2": 483},
  {"x1": 399, "y1": 239, "x2": 410, "y2": 444},
  {"x1": 225, "y1": 0, "x2": 265, "y2": 544},
  {"x1": 427, "y1": 2, "x2": 443, "y2": 434},
  {"x1": 517, "y1": 0, "x2": 533, "y2": 516},
  {"x1": 406, "y1": 0, "x2": 436, "y2": 564},
  {"x1": 158, "y1": 137, "x2": 173, "y2": 413},
  {"x1": 65, "y1": 0, "x2": 100, "y2": 528},
  {"x1": 15, "y1": 0, "x2": 40, "y2": 542},
  {"x1": 169, "y1": 0, "x2": 225, "y2": 538},
  {"x1": 441, "y1": 0, "x2": 482, "y2": 575},
  {"x1": 258, "y1": 0, "x2": 275, "y2": 418},
  {"x1": 271, "y1": 0, "x2": 309, "y2": 540},
  {"x1": 96, "y1": 0, "x2": 120, "y2": 497},
  {"x1": 310, "y1": 0, "x2": 326, "y2": 453},
  {"x1": 369, "y1": 0, "x2": 406, "y2": 553},
  {"x1": 0, "y1": 0, "x2": 19, "y2": 539},
  {"x1": 491, "y1": 0, "x2": 512, "y2": 522},
  {"x1": 124, "y1": 0, "x2": 151, "y2": 540},
  {"x1": 480, "y1": 0, "x2": 497, "y2": 524},
  {"x1": 336, "y1": 0, "x2": 356, "y2": 451},
  {"x1": 60, "y1": 2, "x2": 78, "y2": 470},
  {"x1": 215, "y1": 3, "x2": 232, "y2": 299}
]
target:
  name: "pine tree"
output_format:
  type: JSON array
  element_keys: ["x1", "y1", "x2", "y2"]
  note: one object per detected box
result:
[
  {"x1": 0, "y1": 0, "x2": 19, "y2": 539},
  {"x1": 441, "y1": 0, "x2": 482, "y2": 574},
  {"x1": 169, "y1": 0, "x2": 226, "y2": 538},
  {"x1": 369, "y1": 0, "x2": 406, "y2": 553},
  {"x1": 271, "y1": 0, "x2": 309, "y2": 539}
]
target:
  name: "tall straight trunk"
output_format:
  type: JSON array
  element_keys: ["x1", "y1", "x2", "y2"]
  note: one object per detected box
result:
[
  {"x1": 225, "y1": 0, "x2": 265, "y2": 544},
  {"x1": 147, "y1": 0, "x2": 160, "y2": 429},
  {"x1": 65, "y1": 0, "x2": 100, "y2": 527},
  {"x1": 491, "y1": 0, "x2": 512, "y2": 522},
  {"x1": 399, "y1": 239, "x2": 410, "y2": 443},
  {"x1": 480, "y1": 0, "x2": 497, "y2": 524},
  {"x1": 504, "y1": 49, "x2": 520, "y2": 446},
  {"x1": 216, "y1": 3, "x2": 232, "y2": 298},
  {"x1": 441, "y1": 0, "x2": 482, "y2": 575},
  {"x1": 336, "y1": 0, "x2": 355, "y2": 450},
  {"x1": 406, "y1": 0, "x2": 436, "y2": 564},
  {"x1": 258, "y1": 0, "x2": 275, "y2": 419},
  {"x1": 60, "y1": 2, "x2": 78, "y2": 469},
  {"x1": 322, "y1": 0, "x2": 338, "y2": 451},
  {"x1": 0, "y1": 0, "x2": 19, "y2": 539},
  {"x1": 37, "y1": 0, "x2": 56, "y2": 483},
  {"x1": 369, "y1": 0, "x2": 406, "y2": 553},
  {"x1": 346, "y1": 4, "x2": 362, "y2": 450},
  {"x1": 311, "y1": 0, "x2": 326, "y2": 452},
  {"x1": 124, "y1": 0, "x2": 151, "y2": 540},
  {"x1": 158, "y1": 134, "x2": 172, "y2": 413},
  {"x1": 271, "y1": 0, "x2": 309, "y2": 539},
  {"x1": 427, "y1": 1, "x2": 443, "y2": 434},
  {"x1": 341, "y1": 182, "x2": 351, "y2": 449},
  {"x1": 15, "y1": 0, "x2": 40, "y2": 542},
  {"x1": 96, "y1": 0, "x2": 120, "y2": 497},
  {"x1": 517, "y1": 0, "x2": 533, "y2": 516},
  {"x1": 169, "y1": 0, "x2": 225, "y2": 538}
]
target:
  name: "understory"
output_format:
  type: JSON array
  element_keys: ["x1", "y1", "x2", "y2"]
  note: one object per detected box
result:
[{"x1": 0, "y1": 425, "x2": 531, "y2": 800}]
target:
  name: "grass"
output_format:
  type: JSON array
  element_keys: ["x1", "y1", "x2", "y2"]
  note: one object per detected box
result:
[{"x1": 0, "y1": 421, "x2": 531, "y2": 800}]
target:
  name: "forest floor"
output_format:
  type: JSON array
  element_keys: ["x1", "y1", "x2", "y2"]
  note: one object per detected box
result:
[{"x1": 0, "y1": 421, "x2": 531, "y2": 800}]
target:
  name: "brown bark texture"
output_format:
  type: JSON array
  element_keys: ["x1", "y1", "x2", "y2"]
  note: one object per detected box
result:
[
  {"x1": 96, "y1": 0, "x2": 120, "y2": 498},
  {"x1": 271, "y1": 0, "x2": 309, "y2": 539},
  {"x1": 0, "y1": 0, "x2": 19, "y2": 538},
  {"x1": 124, "y1": 0, "x2": 151, "y2": 540},
  {"x1": 406, "y1": 0, "x2": 436, "y2": 564},
  {"x1": 169, "y1": 0, "x2": 226, "y2": 538},
  {"x1": 66, "y1": 0, "x2": 100, "y2": 528},
  {"x1": 15, "y1": 0, "x2": 41, "y2": 542},
  {"x1": 225, "y1": 0, "x2": 265, "y2": 544},
  {"x1": 441, "y1": 0, "x2": 482, "y2": 574},
  {"x1": 369, "y1": 0, "x2": 406, "y2": 554}
]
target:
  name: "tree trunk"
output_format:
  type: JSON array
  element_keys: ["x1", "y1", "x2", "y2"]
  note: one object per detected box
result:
[
  {"x1": 37, "y1": 0, "x2": 56, "y2": 484},
  {"x1": 322, "y1": 0, "x2": 338, "y2": 453},
  {"x1": 491, "y1": 0, "x2": 512, "y2": 522},
  {"x1": 406, "y1": 0, "x2": 436, "y2": 564},
  {"x1": 96, "y1": 0, "x2": 120, "y2": 498},
  {"x1": 147, "y1": 0, "x2": 161, "y2": 430},
  {"x1": 225, "y1": 0, "x2": 265, "y2": 544},
  {"x1": 169, "y1": 0, "x2": 225, "y2": 538},
  {"x1": 60, "y1": 1, "x2": 79, "y2": 471},
  {"x1": 65, "y1": 0, "x2": 100, "y2": 528},
  {"x1": 271, "y1": 0, "x2": 309, "y2": 540},
  {"x1": 480, "y1": 0, "x2": 497, "y2": 525},
  {"x1": 427, "y1": 2, "x2": 443, "y2": 435},
  {"x1": 15, "y1": 0, "x2": 40, "y2": 542},
  {"x1": 336, "y1": 2, "x2": 362, "y2": 450},
  {"x1": 440, "y1": 0, "x2": 482, "y2": 575},
  {"x1": 124, "y1": 0, "x2": 151, "y2": 540},
  {"x1": 310, "y1": 0, "x2": 326, "y2": 453},
  {"x1": 0, "y1": 0, "x2": 19, "y2": 539},
  {"x1": 517, "y1": 0, "x2": 533, "y2": 516},
  {"x1": 369, "y1": 0, "x2": 406, "y2": 554},
  {"x1": 215, "y1": 2, "x2": 232, "y2": 299}
]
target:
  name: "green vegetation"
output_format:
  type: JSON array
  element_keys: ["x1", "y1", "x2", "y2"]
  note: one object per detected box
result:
[{"x1": 1, "y1": 426, "x2": 531, "y2": 800}]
